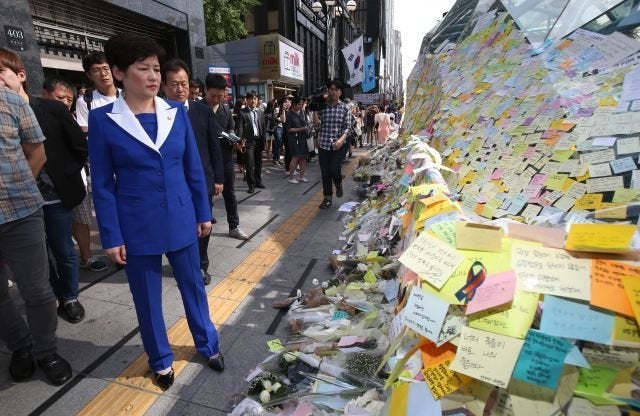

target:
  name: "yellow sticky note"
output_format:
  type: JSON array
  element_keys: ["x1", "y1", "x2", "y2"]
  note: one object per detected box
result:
[
  {"x1": 575, "y1": 193, "x2": 603, "y2": 210},
  {"x1": 388, "y1": 382, "x2": 409, "y2": 413},
  {"x1": 455, "y1": 221, "x2": 504, "y2": 252},
  {"x1": 623, "y1": 276, "x2": 640, "y2": 326},
  {"x1": 612, "y1": 188, "x2": 640, "y2": 203},
  {"x1": 545, "y1": 173, "x2": 569, "y2": 191},
  {"x1": 363, "y1": 270, "x2": 377, "y2": 283},
  {"x1": 421, "y1": 342, "x2": 471, "y2": 399},
  {"x1": 399, "y1": 232, "x2": 465, "y2": 289},
  {"x1": 450, "y1": 326, "x2": 525, "y2": 388},
  {"x1": 595, "y1": 202, "x2": 628, "y2": 220},
  {"x1": 468, "y1": 289, "x2": 539, "y2": 338},
  {"x1": 551, "y1": 149, "x2": 575, "y2": 162},
  {"x1": 410, "y1": 183, "x2": 450, "y2": 196},
  {"x1": 565, "y1": 223, "x2": 637, "y2": 252},
  {"x1": 613, "y1": 315, "x2": 640, "y2": 347},
  {"x1": 266, "y1": 339, "x2": 285, "y2": 352}
]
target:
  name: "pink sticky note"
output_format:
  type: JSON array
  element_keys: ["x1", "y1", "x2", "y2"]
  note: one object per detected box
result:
[
  {"x1": 294, "y1": 403, "x2": 313, "y2": 416},
  {"x1": 465, "y1": 270, "x2": 517, "y2": 315},
  {"x1": 490, "y1": 168, "x2": 505, "y2": 180}
]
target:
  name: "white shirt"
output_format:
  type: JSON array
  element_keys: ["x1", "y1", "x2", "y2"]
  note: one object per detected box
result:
[{"x1": 75, "y1": 88, "x2": 121, "y2": 127}]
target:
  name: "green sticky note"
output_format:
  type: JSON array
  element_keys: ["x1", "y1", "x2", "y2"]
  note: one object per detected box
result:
[
  {"x1": 363, "y1": 270, "x2": 377, "y2": 283},
  {"x1": 367, "y1": 251, "x2": 379, "y2": 259},
  {"x1": 575, "y1": 366, "x2": 622, "y2": 405},
  {"x1": 267, "y1": 339, "x2": 285, "y2": 353}
]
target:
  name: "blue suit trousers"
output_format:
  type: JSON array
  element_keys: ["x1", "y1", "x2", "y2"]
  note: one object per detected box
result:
[{"x1": 125, "y1": 241, "x2": 219, "y2": 371}]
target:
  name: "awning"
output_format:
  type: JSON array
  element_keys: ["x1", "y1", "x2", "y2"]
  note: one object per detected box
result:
[{"x1": 40, "y1": 56, "x2": 84, "y2": 72}]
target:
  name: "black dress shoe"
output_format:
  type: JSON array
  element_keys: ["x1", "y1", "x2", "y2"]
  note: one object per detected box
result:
[
  {"x1": 208, "y1": 353, "x2": 225, "y2": 372},
  {"x1": 154, "y1": 368, "x2": 174, "y2": 390},
  {"x1": 201, "y1": 269, "x2": 212, "y2": 285},
  {"x1": 57, "y1": 299, "x2": 85, "y2": 323},
  {"x1": 256, "y1": 184, "x2": 266, "y2": 189},
  {"x1": 9, "y1": 348, "x2": 35, "y2": 382},
  {"x1": 37, "y1": 353, "x2": 72, "y2": 386},
  {"x1": 247, "y1": 186, "x2": 255, "y2": 193},
  {"x1": 336, "y1": 183, "x2": 344, "y2": 198}
]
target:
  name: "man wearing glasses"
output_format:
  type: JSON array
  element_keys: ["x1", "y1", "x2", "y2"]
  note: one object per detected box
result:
[{"x1": 75, "y1": 52, "x2": 120, "y2": 133}]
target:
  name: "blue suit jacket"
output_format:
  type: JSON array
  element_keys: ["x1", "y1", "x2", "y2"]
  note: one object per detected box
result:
[{"x1": 88, "y1": 96, "x2": 210, "y2": 255}]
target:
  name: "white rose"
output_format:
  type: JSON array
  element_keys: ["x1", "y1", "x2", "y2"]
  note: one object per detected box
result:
[
  {"x1": 259, "y1": 390, "x2": 271, "y2": 403},
  {"x1": 271, "y1": 382, "x2": 282, "y2": 392},
  {"x1": 262, "y1": 380, "x2": 272, "y2": 390}
]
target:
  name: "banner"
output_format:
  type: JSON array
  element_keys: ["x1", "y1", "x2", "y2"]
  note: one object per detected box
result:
[
  {"x1": 341, "y1": 35, "x2": 364, "y2": 86},
  {"x1": 362, "y1": 53, "x2": 376, "y2": 92}
]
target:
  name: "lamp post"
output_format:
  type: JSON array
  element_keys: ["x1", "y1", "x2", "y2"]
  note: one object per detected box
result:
[{"x1": 311, "y1": 0, "x2": 357, "y2": 81}]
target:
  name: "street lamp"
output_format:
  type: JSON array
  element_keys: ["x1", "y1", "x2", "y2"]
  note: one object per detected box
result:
[{"x1": 311, "y1": 0, "x2": 356, "y2": 80}]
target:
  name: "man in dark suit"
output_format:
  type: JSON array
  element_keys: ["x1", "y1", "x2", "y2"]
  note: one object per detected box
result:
[
  {"x1": 0, "y1": 55, "x2": 89, "y2": 326},
  {"x1": 161, "y1": 59, "x2": 224, "y2": 285},
  {"x1": 237, "y1": 91, "x2": 266, "y2": 193},
  {"x1": 204, "y1": 74, "x2": 249, "y2": 240}
]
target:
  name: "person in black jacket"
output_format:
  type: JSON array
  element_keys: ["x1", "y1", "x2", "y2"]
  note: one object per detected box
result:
[
  {"x1": 161, "y1": 59, "x2": 224, "y2": 285},
  {"x1": 0, "y1": 49, "x2": 88, "y2": 325},
  {"x1": 204, "y1": 74, "x2": 249, "y2": 240}
]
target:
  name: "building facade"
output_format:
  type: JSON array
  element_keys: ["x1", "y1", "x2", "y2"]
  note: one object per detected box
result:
[{"x1": 1, "y1": 0, "x2": 208, "y2": 95}]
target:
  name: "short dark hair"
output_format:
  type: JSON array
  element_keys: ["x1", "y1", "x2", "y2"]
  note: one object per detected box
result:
[
  {"x1": 245, "y1": 91, "x2": 256, "y2": 100},
  {"x1": 327, "y1": 79, "x2": 344, "y2": 90},
  {"x1": 104, "y1": 32, "x2": 165, "y2": 74},
  {"x1": 161, "y1": 58, "x2": 190, "y2": 84},
  {"x1": 205, "y1": 73, "x2": 227, "y2": 90},
  {"x1": 42, "y1": 77, "x2": 75, "y2": 94},
  {"x1": 291, "y1": 95, "x2": 303, "y2": 105},
  {"x1": 189, "y1": 78, "x2": 202, "y2": 89},
  {"x1": 82, "y1": 52, "x2": 107, "y2": 73}
]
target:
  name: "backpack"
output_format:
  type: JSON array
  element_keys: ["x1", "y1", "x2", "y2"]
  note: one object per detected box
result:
[{"x1": 83, "y1": 89, "x2": 119, "y2": 110}]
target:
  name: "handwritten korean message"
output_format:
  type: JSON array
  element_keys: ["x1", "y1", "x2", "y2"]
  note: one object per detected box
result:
[
  {"x1": 512, "y1": 243, "x2": 591, "y2": 301},
  {"x1": 591, "y1": 260, "x2": 640, "y2": 316},
  {"x1": 512, "y1": 330, "x2": 572, "y2": 389},
  {"x1": 420, "y1": 342, "x2": 471, "y2": 400},
  {"x1": 540, "y1": 295, "x2": 614, "y2": 345},
  {"x1": 401, "y1": 286, "x2": 449, "y2": 342},
  {"x1": 450, "y1": 326, "x2": 524, "y2": 388},
  {"x1": 399, "y1": 232, "x2": 465, "y2": 289}
]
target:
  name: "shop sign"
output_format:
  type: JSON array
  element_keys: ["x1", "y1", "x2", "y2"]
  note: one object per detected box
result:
[
  {"x1": 354, "y1": 93, "x2": 382, "y2": 105},
  {"x1": 279, "y1": 41, "x2": 304, "y2": 82},
  {"x1": 258, "y1": 36, "x2": 280, "y2": 80}
]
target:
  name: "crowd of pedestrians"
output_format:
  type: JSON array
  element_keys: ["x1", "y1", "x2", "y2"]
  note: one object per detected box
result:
[{"x1": 0, "y1": 32, "x2": 401, "y2": 391}]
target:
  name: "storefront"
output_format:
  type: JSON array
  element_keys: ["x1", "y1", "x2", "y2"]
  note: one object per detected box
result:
[{"x1": 206, "y1": 33, "x2": 305, "y2": 103}]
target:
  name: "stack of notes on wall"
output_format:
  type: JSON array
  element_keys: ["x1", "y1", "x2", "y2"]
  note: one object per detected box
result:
[{"x1": 389, "y1": 9, "x2": 640, "y2": 415}]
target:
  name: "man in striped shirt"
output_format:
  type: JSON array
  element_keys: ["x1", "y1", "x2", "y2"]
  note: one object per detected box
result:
[{"x1": 314, "y1": 79, "x2": 352, "y2": 209}]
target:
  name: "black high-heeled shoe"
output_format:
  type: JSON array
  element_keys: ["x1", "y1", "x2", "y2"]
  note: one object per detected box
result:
[{"x1": 153, "y1": 368, "x2": 174, "y2": 390}]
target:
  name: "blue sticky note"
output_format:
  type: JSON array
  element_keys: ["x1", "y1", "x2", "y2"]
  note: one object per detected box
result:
[
  {"x1": 512, "y1": 329, "x2": 572, "y2": 389},
  {"x1": 406, "y1": 379, "x2": 441, "y2": 415},
  {"x1": 540, "y1": 296, "x2": 614, "y2": 345},
  {"x1": 332, "y1": 311, "x2": 349, "y2": 321},
  {"x1": 565, "y1": 345, "x2": 591, "y2": 369},
  {"x1": 399, "y1": 173, "x2": 412, "y2": 188},
  {"x1": 384, "y1": 279, "x2": 400, "y2": 303}
]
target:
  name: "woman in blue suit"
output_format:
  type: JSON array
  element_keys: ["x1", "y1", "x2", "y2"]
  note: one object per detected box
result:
[{"x1": 88, "y1": 33, "x2": 224, "y2": 390}]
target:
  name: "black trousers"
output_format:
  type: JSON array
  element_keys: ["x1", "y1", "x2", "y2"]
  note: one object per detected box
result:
[
  {"x1": 245, "y1": 138, "x2": 263, "y2": 187},
  {"x1": 318, "y1": 147, "x2": 342, "y2": 197},
  {"x1": 198, "y1": 193, "x2": 214, "y2": 272},
  {"x1": 221, "y1": 156, "x2": 240, "y2": 230}
]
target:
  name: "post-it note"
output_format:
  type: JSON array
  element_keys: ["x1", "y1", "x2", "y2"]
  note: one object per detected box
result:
[
  {"x1": 421, "y1": 342, "x2": 471, "y2": 400},
  {"x1": 512, "y1": 243, "x2": 591, "y2": 301},
  {"x1": 455, "y1": 221, "x2": 504, "y2": 252},
  {"x1": 591, "y1": 260, "x2": 640, "y2": 316},
  {"x1": 450, "y1": 326, "x2": 525, "y2": 388},
  {"x1": 267, "y1": 339, "x2": 285, "y2": 352},
  {"x1": 512, "y1": 329, "x2": 572, "y2": 389},
  {"x1": 566, "y1": 223, "x2": 637, "y2": 252},
  {"x1": 401, "y1": 286, "x2": 449, "y2": 342},
  {"x1": 466, "y1": 270, "x2": 517, "y2": 315},
  {"x1": 540, "y1": 296, "x2": 614, "y2": 345},
  {"x1": 399, "y1": 232, "x2": 465, "y2": 289},
  {"x1": 468, "y1": 289, "x2": 539, "y2": 339},
  {"x1": 623, "y1": 275, "x2": 640, "y2": 326}
]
